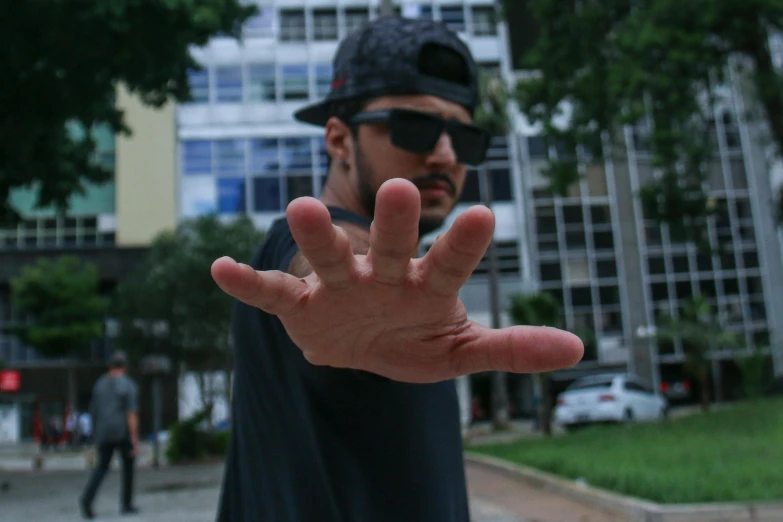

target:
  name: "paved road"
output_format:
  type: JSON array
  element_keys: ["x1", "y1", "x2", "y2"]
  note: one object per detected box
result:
[{"x1": 0, "y1": 461, "x2": 625, "y2": 521}]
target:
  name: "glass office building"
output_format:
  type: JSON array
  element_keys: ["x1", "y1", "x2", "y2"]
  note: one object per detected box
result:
[{"x1": 177, "y1": 1, "x2": 783, "y2": 406}]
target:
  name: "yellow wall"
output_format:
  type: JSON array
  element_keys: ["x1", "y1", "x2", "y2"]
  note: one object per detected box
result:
[{"x1": 115, "y1": 86, "x2": 177, "y2": 246}]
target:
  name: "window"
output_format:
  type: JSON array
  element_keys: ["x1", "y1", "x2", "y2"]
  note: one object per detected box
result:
[
  {"x1": 562, "y1": 205, "x2": 583, "y2": 224},
  {"x1": 281, "y1": 138, "x2": 313, "y2": 173},
  {"x1": 403, "y1": 4, "x2": 433, "y2": 19},
  {"x1": 315, "y1": 65, "x2": 333, "y2": 98},
  {"x1": 600, "y1": 285, "x2": 620, "y2": 305},
  {"x1": 647, "y1": 256, "x2": 666, "y2": 275},
  {"x1": 250, "y1": 139, "x2": 279, "y2": 176},
  {"x1": 471, "y1": 6, "x2": 497, "y2": 36},
  {"x1": 571, "y1": 286, "x2": 592, "y2": 307},
  {"x1": 593, "y1": 231, "x2": 614, "y2": 250},
  {"x1": 459, "y1": 171, "x2": 480, "y2": 203},
  {"x1": 539, "y1": 262, "x2": 562, "y2": 281},
  {"x1": 214, "y1": 140, "x2": 246, "y2": 176},
  {"x1": 248, "y1": 64, "x2": 276, "y2": 102},
  {"x1": 566, "y1": 259, "x2": 590, "y2": 284},
  {"x1": 625, "y1": 381, "x2": 648, "y2": 393},
  {"x1": 596, "y1": 260, "x2": 617, "y2": 278},
  {"x1": 344, "y1": 7, "x2": 370, "y2": 35},
  {"x1": 536, "y1": 214, "x2": 557, "y2": 235},
  {"x1": 491, "y1": 169, "x2": 512, "y2": 201},
  {"x1": 280, "y1": 9, "x2": 306, "y2": 42},
  {"x1": 316, "y1": 138, "x2": 329, "y2": 172},
  {"x1": 217, "y1": 178, "x2": 247, "y2": 214},
  {"x1": 186, "y1": 69, "x2": 209, "y2": 103},
  {"x1": 281, "y1": 65, "x2": 309, "y2": 100},
  {"x1": 286, "y1": 176, "x2": 314, "y2": 203},
  {"x1": 528, "y1": 136, "x2": 547, "y2": 159},
  {"x1": 566, "y1": 230, "x2": 586, "y2": 249},
  {"x1": 252, "y1": 178, "x2": 282, "y2": 212},
  {"x1": 672, "y1": 255, "x2": 690, "y2": 273},
  {"x1": 244, "y1": 8, "x2": 275, "y2": 38},
  {"x1": 313, "y1": 9, "x2": 338, "y2": 40},
  {"x1": 651, "y1": 282, "x2": 668, "y2": 301},
  {"x1": 439, "y1": 5, "x2": 465, "y2": 32},
  {"x1": 215, "y1": 66, "x2": 242, "y2": 103},
  {"x1": 183, "y1": 141, "x2": 212, "y2": 175},
  {"x1": 590, "y1": 205, "x2": 610, "y2": 224}
]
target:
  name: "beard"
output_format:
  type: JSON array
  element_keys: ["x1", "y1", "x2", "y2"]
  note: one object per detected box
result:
[{"x1": 354, "y1": 143, "x2": 450, "y2": 238}]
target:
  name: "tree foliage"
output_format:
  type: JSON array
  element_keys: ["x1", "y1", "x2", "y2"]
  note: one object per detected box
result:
[
  {"x1": 475, "y1": 69, "x2": 511, "y2": 137},
  {"x1": 113, "y1": 214, "x2": 264, "y2": 378},
  {"x1": 0, "y1": 0, "x2": 256, "y2": 225},
  {"x1": 8, "y1": 256, "x2": 107, "y2": 359},
  {"x1": 508, "y1": 291, "x2": 564, "y2": 435},
  {"x1": 514, "y1": 0, "x2": 783, "y2": 239},
  {"x1": 656, "y1": 295, "x2": 740, "y2": 411}
]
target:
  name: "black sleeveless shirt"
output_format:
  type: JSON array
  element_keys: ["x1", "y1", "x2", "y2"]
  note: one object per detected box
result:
[{"x1": 217, "y1": 207, "x2": 469, "y2": 522}]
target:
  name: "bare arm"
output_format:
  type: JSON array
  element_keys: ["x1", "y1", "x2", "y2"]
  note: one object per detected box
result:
[{"x1": 127, "y1": 412, "x2": 139, "y2": 446}]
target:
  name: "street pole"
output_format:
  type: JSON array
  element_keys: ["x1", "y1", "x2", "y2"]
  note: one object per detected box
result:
[
  {"x1": 152, "y1": 376, "x2": 162, "y2": 468},
  {"x1": 379, "y1": 0, "x2": 395, "y2": 17},
  {"x1": 479, "y1": 165, "x2": 510, "y2": 429}
]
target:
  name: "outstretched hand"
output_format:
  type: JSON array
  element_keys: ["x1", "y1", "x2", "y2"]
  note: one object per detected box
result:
[{"x1": 211, "y1": 178, "x2": 583, "y2": 383}]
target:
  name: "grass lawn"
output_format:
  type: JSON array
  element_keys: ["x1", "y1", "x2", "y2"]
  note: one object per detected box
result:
[{"x1": 468, "y1": 398, "x2": 783, "y2": 504}]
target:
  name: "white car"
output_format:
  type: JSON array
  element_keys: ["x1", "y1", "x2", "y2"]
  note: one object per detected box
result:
[{"x1": 554, "y1": 373, "x2": 668, "y2": 430}]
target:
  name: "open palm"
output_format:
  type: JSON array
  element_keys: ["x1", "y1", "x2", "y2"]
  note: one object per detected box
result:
[{"x1": 211, "y1": 178, "x2": 583, "y2": 383}]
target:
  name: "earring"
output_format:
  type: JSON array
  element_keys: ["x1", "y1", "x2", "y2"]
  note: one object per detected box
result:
[{"x1": 340, "y1": 159, "x2": 348, "y2": 169}]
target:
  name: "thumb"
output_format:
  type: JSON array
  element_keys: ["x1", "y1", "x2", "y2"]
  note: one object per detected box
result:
[{"x1": 452, "y1": 324, "x2": 584, "y2": 375}]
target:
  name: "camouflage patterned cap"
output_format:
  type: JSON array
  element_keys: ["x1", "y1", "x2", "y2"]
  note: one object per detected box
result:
[{"x1": 294, "y1": 15, "x2": 479, "y2": 126}]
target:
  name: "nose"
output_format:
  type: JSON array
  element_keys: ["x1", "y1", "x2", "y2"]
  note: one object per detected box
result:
[{"x1": 425, "y1": 132, "x2": 458, "y2": 169}]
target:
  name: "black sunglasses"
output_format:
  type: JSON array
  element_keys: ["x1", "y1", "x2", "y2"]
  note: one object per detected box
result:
[{"x1": 350, "y1": 108, "x2": 492, "y2": 166}]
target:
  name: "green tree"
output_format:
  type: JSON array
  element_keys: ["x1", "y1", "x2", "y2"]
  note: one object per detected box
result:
[
  {"x1": 510, "y1": 0, "x2": 783, "y2": 241},
  {"x1": 474, "y1": 69, "x2": 511, "y2": 137},
  {"x1": 113, "y1": 214, "x2": 264, "y2": 417},
  {"x1": 8, "y1": 256, "x2": 108, "y2": 409},
  {"x1": 732, "y1": 343, "x2": 769, "y2": 400},
  {"x1": 0, "y1": 0, "x2": 256, "y2": 225},
  {"x1": 656, "y1": 296, "x2": 740, "y2": 411},
  {"x1": 507, "y1": 291, "x2": 563, "y2": 436}
]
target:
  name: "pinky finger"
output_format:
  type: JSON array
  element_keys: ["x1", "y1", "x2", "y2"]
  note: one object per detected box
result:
[{"x1": 211, "y1": 256, "x2": 309, "y2": 316}]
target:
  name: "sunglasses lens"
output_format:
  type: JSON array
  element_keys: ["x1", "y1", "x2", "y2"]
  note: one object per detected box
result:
[
  {"x1": 388, "y1": 111, "x2": 443, "y2": 155},
  {"x1": 449, "y1": 124, "x2": 490, "y2": 166}
]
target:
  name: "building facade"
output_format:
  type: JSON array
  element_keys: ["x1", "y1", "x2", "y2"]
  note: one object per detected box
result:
[
  {"x1": 0, "y1": 89, "x2": 177, "y2": 442},
  {"x1": 173, "y1": 0, "x2": 783, "y2": 418}
]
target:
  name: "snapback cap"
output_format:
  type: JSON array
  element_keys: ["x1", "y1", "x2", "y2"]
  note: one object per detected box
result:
[{"x1": 294, "y1": 16, "x2": 479, "y2": 126}]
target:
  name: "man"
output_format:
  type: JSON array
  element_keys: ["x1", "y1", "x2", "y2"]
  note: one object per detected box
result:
[
  {"x1": 79, "y1": 350, "x2": 140, "y2": 519},
  {"x1": 211, "y1": 15, "x2": 583, "y2": 522}
]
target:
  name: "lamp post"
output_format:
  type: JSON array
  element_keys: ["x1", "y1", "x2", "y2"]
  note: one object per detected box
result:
[{"x1": 141, "y1": 355, "x2": 172, "y2": 469}]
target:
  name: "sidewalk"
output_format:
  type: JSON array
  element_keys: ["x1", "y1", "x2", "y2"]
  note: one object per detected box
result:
[
  {"x1": 0, "y1": 458, "x2": 630, "y2": 522},
  {"x1": 0, "y1": 441, "x2": 161, "y2": 472}
]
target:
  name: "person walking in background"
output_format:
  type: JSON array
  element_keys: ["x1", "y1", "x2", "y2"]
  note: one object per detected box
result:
[
  {"x1": 78, "y1": 409, "x2": 93, "y2": 446},
  {"x1": 79, "y1": 350, "x2": 140, "y2": 519}
]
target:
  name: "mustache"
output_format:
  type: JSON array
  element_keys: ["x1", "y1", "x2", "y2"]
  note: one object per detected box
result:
[{"x1": 411, "y1": 173, "x2": 457, "y2": 197}]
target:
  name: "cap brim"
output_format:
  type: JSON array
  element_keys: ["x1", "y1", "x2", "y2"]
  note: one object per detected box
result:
[{"x1": 294, "y1": 100, "x2": 333, "y2": 127}]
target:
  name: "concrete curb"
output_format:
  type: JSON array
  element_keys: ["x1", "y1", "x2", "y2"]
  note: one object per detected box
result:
[{"x1": 465, "y1": 453, "x2": 783, "y2": 522}]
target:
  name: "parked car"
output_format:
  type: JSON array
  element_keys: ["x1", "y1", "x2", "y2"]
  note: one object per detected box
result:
[
  {"x1": 554, "y1": 373, "x2": 668, "y2": 431},
  {"x1": 659, "y1": 378, "x2": 692, "y2": 401}
]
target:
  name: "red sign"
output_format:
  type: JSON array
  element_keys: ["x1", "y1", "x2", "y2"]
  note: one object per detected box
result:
[{"x1": 0, "y1": 370, "x2": 21, "y2": 393}]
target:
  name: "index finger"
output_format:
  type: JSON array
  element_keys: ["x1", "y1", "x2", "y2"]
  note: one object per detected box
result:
[
  {"x1": 286, "y1": 197, "x2": 357, "y2": 288},
  {"x1": 417, "y1": 206, "x2": 495, "y2": 297}
]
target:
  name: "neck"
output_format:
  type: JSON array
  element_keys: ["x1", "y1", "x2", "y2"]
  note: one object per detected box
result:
[
  {"x1": 320, "y1": 169, "x2": 370, "y2": 219},
  {"x1": 108, "y1": 369, "x2": 124, "y2": 377}
]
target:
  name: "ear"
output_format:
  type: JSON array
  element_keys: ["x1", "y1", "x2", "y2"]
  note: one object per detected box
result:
[{"x1": 324, "y1": 116, "x2": 355, "y2": 168}]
